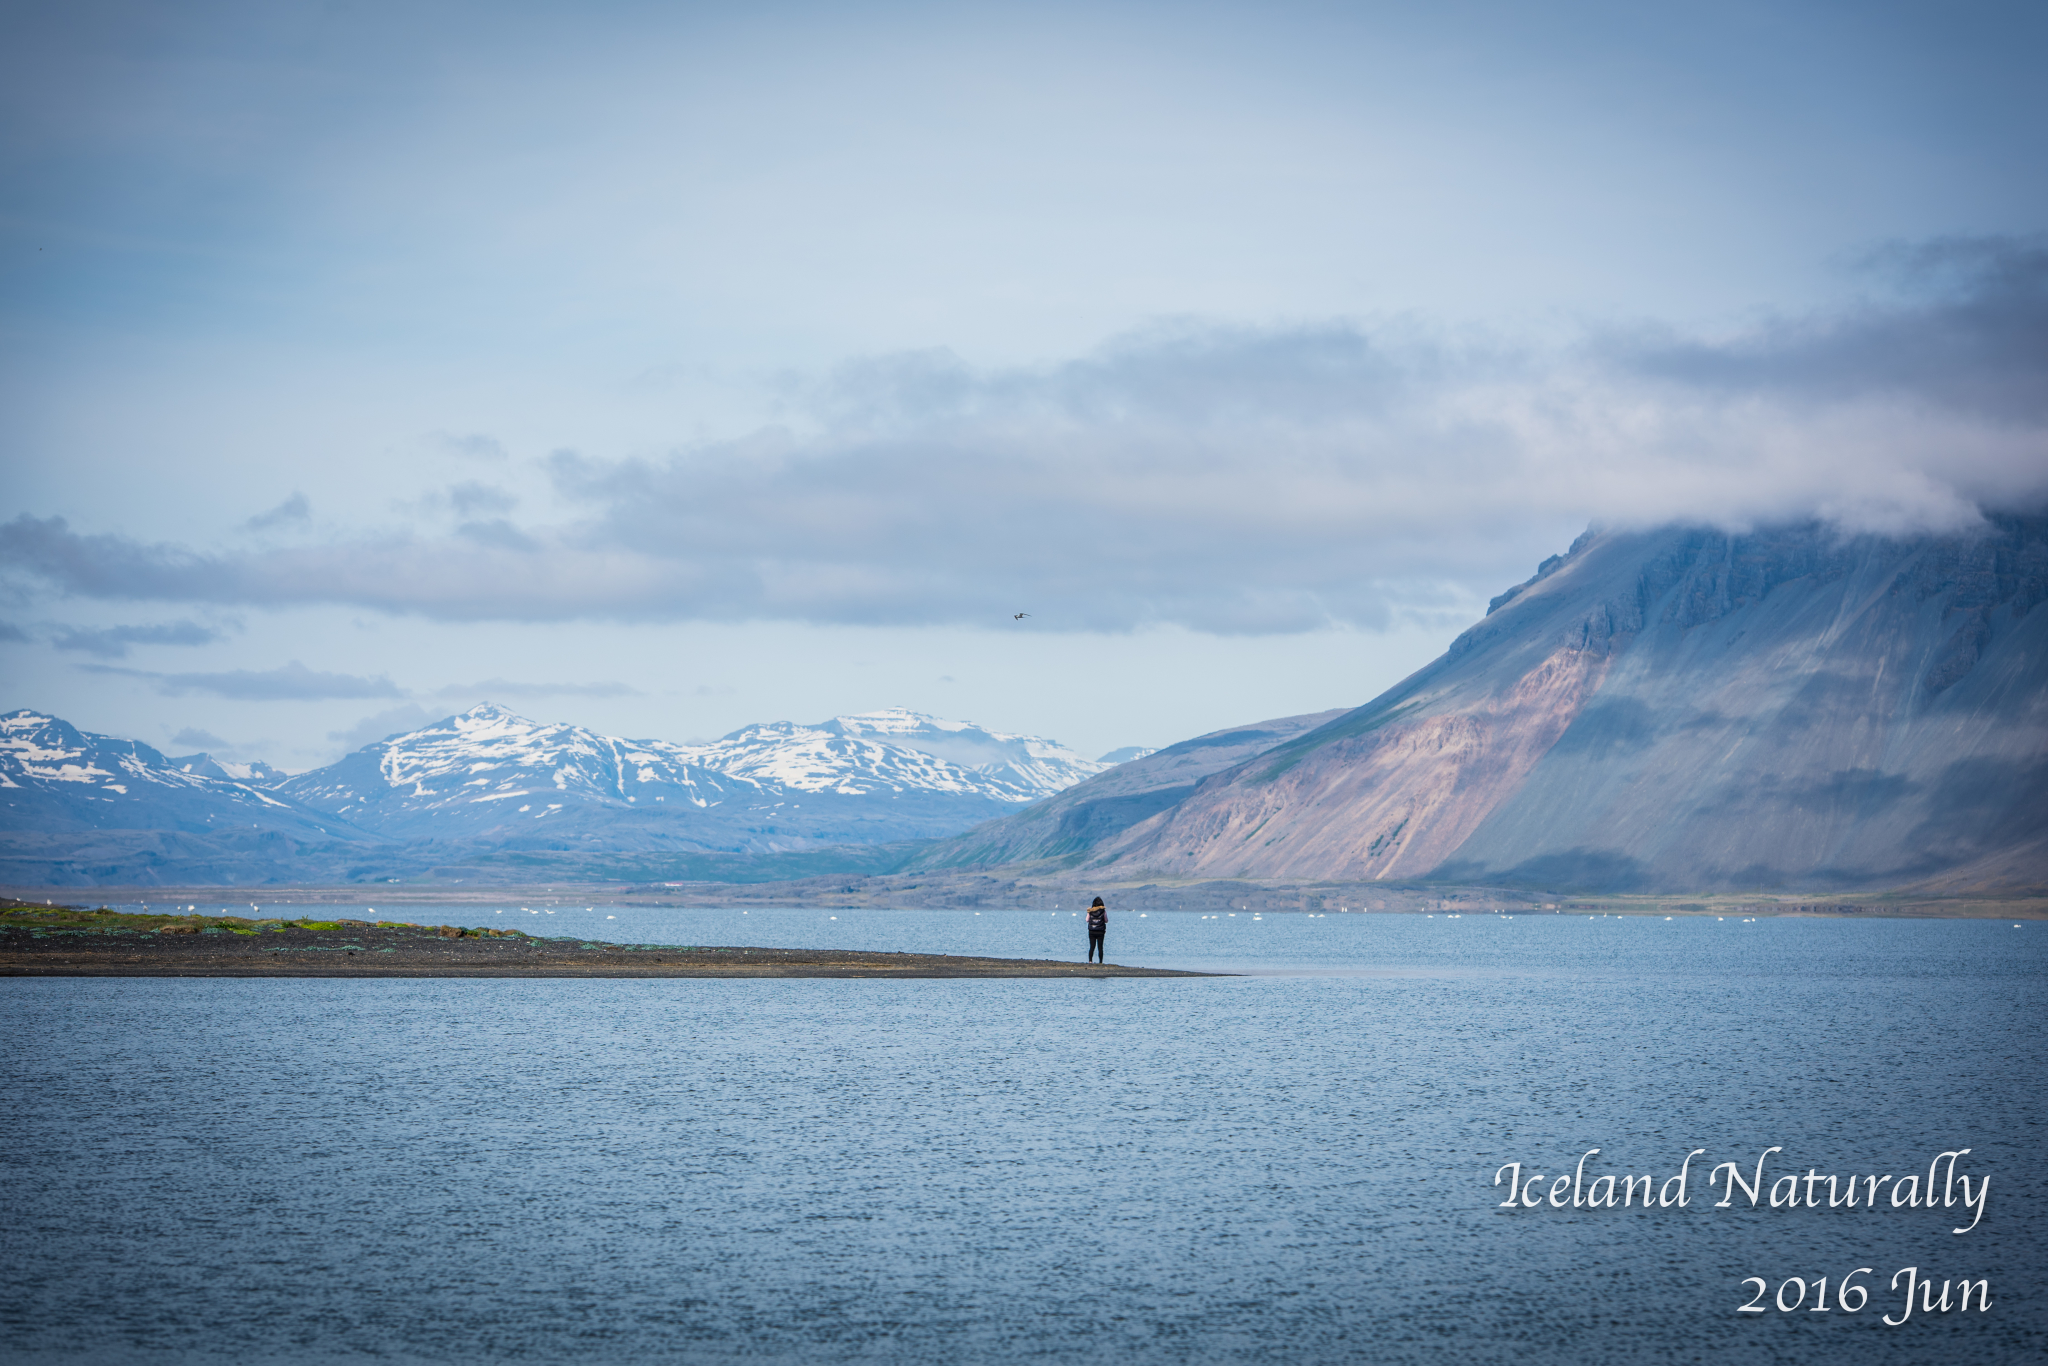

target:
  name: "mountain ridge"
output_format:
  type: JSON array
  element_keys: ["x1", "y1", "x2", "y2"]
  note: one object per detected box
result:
[
  {"x1": 928, "y1": 518, "x2": 2048, "y2": 894},
  {"x1": 11, "y1": 519, "x2": 2040, "y2": 894},
  {"x1": 0, "y1": 703, "x2": 1122, "y2": 885}
]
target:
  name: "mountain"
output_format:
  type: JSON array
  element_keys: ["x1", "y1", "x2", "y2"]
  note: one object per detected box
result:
[
  {"x1": 269, "y1": 705, "x2": 1102, "y2": 847},
  {"x1": 931, "y1": 519, "x2": 2048, "y2": 894},
  {"x1": 0, "y1": 709, "x2": 380, "y2": 885},
  {"x1": 272, "y1": 704, "x2": 770, "y2": 841},
  {"x1": 167, "y1": 752, "x2": 288, "y2": 784},
  {"x1": 680, "y1": 708, "x2": 1107, "y2": 802},
  {"x1": 907, "y1": 709, "x2": 1346, "y2": 870},
  {"x1": 0, "y1": 703, "x2": 1112, "y2": 885},
  {"x1": 1, "y1": 710, "x2": 352, "y2": 839}
]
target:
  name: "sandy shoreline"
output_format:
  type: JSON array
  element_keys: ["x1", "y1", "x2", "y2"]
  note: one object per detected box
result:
[{"x1": 0, "y1": 905, "x2": 1215, "y2": 979}]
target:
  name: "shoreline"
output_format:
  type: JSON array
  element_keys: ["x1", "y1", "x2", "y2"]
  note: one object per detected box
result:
[
  {"x1": 4, "y1": 880, "x2": 2042, "y2": 920},
  {"x1": 0, "y1": 904, "x2": 1217, "y2": 979}
]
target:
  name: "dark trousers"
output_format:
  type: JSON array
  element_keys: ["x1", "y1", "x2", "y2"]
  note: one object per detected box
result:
[{"x1": 1088, "y1": 928, "x2": 1105, "y2": 963}]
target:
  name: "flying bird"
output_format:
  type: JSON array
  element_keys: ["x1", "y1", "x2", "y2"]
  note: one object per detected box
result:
[{"x1": 1012, "y1": 612, "x2": 1030, "y2": 620}]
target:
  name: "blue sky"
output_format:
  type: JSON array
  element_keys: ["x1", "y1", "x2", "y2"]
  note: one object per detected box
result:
[{"x1": 3, "y1": 0, "x2": 2044, "y2": 767}]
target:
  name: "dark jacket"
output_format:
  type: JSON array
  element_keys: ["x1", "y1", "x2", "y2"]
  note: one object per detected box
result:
[{"x1": 1087, "y1": 906, "x2": 1107, "y2": 932}]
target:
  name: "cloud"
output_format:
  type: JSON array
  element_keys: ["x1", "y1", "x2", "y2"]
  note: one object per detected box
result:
[
  {"x1": 446, "y1": 481, "x2": 518, "y2": 516},
  {"x1": 166, "y1": 725, "x2": 277, "y2": 762},
  {"x1": 328, "y1": 704, "x2": 439, "y2": 752},
  {"x1": 1613, "y1": 234, "x2": 2048, "y2": 424},
  {"x1": 244, "y1": 493, "x2": 311, "y2": 532},
  {"x1": 48, "y1": 619, "x2": 224, "y2": 658},
  {"x1": 393, "y1": 481, "x2": 521, "y2": 522},
  {"x1": 454, "y1": 519, "x2": 542, "y2": 552},
  {"x1": 78, "y1": 660, "x2": 406, "y2": 700},
  {"x1": 0, "y1": 621, "x2": 27, "y2": 642},
  {"x1": 170, "y1": 727, "x2": 232, "y2": 750},
  {"x1": 433, "y1": 432, "x2": 508, "y2": 461},
  {"x1": 429, "y1": 678, "x2": 642, "y2": 700},
  {"x1": 4, "y1": 237, "x2": 2044, "y2": 634}
]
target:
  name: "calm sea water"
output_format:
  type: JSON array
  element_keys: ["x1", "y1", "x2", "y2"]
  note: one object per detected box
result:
[{"x1": 4, "y1": 910, "x2": 2042, "y2": 1364}]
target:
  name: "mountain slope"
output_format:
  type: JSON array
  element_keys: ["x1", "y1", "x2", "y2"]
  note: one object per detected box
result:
[
  {"x1": 957, "y1": 519, "x2": 2048, "y2": 893},
  {"x1": 906, "y1": 708, "x2": 1347, "y2": 869}
]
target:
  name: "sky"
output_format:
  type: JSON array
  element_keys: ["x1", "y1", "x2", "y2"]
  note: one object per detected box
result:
[{"x1": 2, "y1": 0, "x2": 2045, "y2": 770}]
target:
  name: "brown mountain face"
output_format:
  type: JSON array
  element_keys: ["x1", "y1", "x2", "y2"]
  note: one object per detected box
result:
[
  {"x1": 1107, "y1": 645, "x2": 1617, "y2": 883},
  {"x1": 906, "y1": 708, "x2": 1347, "y2": 871},
  {"x1": 952, "y1": 519, "x2": 2048, "y2": 893}
]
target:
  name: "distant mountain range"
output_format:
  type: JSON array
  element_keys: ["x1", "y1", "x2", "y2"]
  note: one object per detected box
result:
[
  {"x1": 921, "y1": 518, "x2": 2048, "y2": 894},
  {"x1": 0, "y1": 705, "x2": 1112, "y2": 886},
  {"x1": 11, "y1": 519, "x2": 2042, "y2": 894},
  {"x1": 660, "y1": 709, "x2": 1109, "y2": 802}
]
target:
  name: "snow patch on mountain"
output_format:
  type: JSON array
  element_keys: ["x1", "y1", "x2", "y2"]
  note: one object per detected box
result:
[{"x1": 169, "y1": 752, "x2": 287, "y2": 784}]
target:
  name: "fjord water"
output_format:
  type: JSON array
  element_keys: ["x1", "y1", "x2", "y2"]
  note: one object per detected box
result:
[{"x1": 5, "y1": 913, "x2": 2042, "y2": 1365}]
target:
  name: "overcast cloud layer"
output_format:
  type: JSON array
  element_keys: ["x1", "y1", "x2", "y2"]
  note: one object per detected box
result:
[
  {"x1": 5, "y1": 236, "x2": 2044, "y2": 635},
  {"x1": 2, "y1": 0, "x2": 2043, "y2": 764}
]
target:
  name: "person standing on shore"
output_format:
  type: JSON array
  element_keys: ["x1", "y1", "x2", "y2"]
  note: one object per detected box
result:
[{"x1": 1086, "y1": 897, "x2": 1107, "y2": 963}]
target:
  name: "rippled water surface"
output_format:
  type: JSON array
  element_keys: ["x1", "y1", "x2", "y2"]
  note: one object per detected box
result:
[{"x1": 5, "y1": 910, "x2": 2043, "y2": 1364}]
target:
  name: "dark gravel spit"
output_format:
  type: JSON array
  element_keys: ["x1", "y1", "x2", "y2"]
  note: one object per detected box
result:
[{"x1": 0, "y1": 920, "x2": 1215, "y2": 979}]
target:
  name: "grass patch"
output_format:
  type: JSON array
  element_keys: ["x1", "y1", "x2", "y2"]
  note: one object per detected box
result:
[{"x1": 0, "y1": 904, "x2": 538, "y2": 939}]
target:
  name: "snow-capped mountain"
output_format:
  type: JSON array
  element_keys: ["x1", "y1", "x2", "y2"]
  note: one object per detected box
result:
[
  {"x1": 272, "y1": 703, "x2": 768, "y2": 839},
  {"x1": 684, "y1": 708, "x2": 1108, "y2": 801},
  {"x1": 0, "y1": 709, "x2": 357, "y2": 841},
  {"x1": 269, "y1": 705, "x2": 1110, "y2": 841},
  {"x1": 1, "y1": 702, "x2": 1115, "y2": 884},
  {"x1": 168, "y1": 752, "x2": 288, "y2": 784}
]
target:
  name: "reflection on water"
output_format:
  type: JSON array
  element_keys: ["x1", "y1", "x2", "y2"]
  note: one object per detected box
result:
[{"x1": 5, "y1": 914, "x2": 2042, "y2": 1364}]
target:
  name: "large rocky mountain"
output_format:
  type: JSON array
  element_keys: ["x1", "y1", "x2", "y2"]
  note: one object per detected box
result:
[
  {"x1": 0, "y1": 703, "x2": 1114, "y2": 886},
  {"x1": 933, "y1": 519, "x2": 2048, "y2": 894}
]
